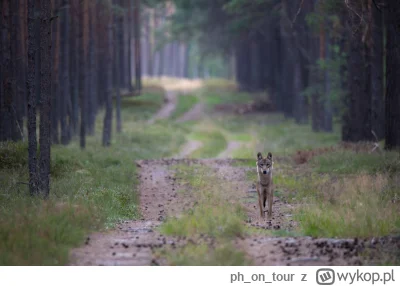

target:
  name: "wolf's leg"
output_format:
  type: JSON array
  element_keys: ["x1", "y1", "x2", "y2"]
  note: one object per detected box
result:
[
  {"x1": 257, "y1": 183, "x2": 264, "y2": 218},
  {"x1": 268, "y1": 188, "x2": 273, "y2": 219},
  {"x1": 263, "y1": 188, "x2": 267, "y2": 211}
]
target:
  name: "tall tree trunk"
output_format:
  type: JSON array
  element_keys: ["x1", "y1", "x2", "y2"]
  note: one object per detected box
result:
[
  {"x1": 128, "y1": 0, "x2": 133, "y2": 91},
  {"x1": 115, "y1": 0, "x2": 122, "y2": 133},
  {"x1": 15, "y1": 0, "x2": 25, "y2": 140},
  {"x1": 343, "y1": 2, "x2": 373, "y2": 142},
  {"x1": 69, "y1": 0, "x2": 79, "y2": 136},
  {"x1": 39, "y1": 0, "x2": 52, "y2": 198},
  {"x1": 87, "y1": 1, "x2": 97, "y2": 136},
  {"x1": 2, "y1": 0, "x2": 18, "y2": 141},
  {"x1": 119, "y1": 1, "x2": 125, "y2": 88},
  {"x1": 323, "y1": 25, "x2": 333, "y2": 132},
  {"x1": 371, "y1": 0, "x2": 384, "y2": 140},
  {"x1": 27, "y1": 0, "x2": 38, "y2": 195},
  {"x1": 60, "y1": 0, "x2": 70, "y2": 144},
  {"x1": 0, "y1": 2, "x2": 3, "y2": 141},
  {"x1": 148, "y1": 8, "x2": 155, "y2": 77},
  {"x1": 51, "y1": 0, "x2": 59, "y2": 144},
  {"x1": 133, "y1": 0, "x2": 141, "y2": 91},
  {"x1": 10, "y1": 0, "x2": 21, "y2": 140},
  {"x1": 385, "y1": 0, "x2": 400, "y2": 150},
  {"x1": 79, "y1": 0, "x2": 86, "y2": 149},
  {"x1": 102, "y1": 4, "x2": 113, "y2": 147}
]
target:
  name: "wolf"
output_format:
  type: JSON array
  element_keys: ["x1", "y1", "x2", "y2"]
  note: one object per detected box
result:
[{"x1": 256, "y1": 152, "x2": 274, "y2": 219}]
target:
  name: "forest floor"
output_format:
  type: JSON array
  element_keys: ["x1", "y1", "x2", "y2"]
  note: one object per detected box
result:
[
  {"x1": 1, "y1": 78, "x2": 399, "y2": 265},
  {"x1": 69, "y1": 78, "x2": 400, "y2": 266}
]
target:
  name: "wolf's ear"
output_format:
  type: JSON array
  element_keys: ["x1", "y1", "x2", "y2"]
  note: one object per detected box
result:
[
  {"x1": 257, "y1": 152, "x2": 263, "y2": 160},
  {"x1": 267, "y1": 152, "x2": 272, "y2": 160}
]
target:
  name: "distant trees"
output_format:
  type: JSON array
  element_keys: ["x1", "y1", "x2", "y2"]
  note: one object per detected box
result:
[{"x1": 168, "y1": 0, "x2": 399, "y2": 149}]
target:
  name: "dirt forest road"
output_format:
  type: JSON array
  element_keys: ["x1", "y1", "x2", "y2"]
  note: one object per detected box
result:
[
  {"x1": 69, "y1": 158, "x2": 398, "y2": 266},
  {"x1": 70, "y1": 83, "x2": 399, "y2": 266}
]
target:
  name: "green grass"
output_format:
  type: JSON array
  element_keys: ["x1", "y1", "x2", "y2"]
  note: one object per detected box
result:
[
  {"x1": 120, "y1": 92, "x2": 164, "y2": 121},
  {"x1": 156, "y1": 242, "x2": 250, "y2": 266},
  {"x1": 0, "y1": 90, "x2": 186, "y2": 265},
  {"x1": 159, "y1": 164, "x2": 249, "y2": 265},
  {"x1": 204, "y1": 91, "x2": 254, "y2": 108},
  {"x1": 188, "y1": 130, "x2": 227, "y2": 158},
  {"x1": 311, "y1": 150, "x2": 400, "y2": 174},
  {"x1": 296, "y1": 174, "x2": 400, "y2": 238},
  {"x1": 170, "y1": 94, "x2": 199, "y2": 120}
]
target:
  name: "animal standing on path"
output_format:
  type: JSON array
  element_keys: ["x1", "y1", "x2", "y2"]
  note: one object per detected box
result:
[{"x1": 256, "y1": 152, "x2": 274, "y2": 219}]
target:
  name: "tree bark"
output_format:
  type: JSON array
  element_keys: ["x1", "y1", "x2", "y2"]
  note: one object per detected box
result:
[
  {"x1": 1, "y1": 0, "x2": 18, "y2": 141},
  {"x1": 87, "y1": 1, "x2": 97, "y2": 136},
  {"x1": 102, "y1": 3, "x2": 113, "y2": 146},
  {"x1": 60, "y1": 0, "x2": 70, "y2": 144},
  {"x1": 133, "y1": 0, "x2": 141, "y2": 91},
  {"x1": 78, "y1": 0, "x2": 86, "y2": 149},
  {"x1": 51, "y1": 0, "x2": 59, "y2": 144},
  {"x1": 115, "y1": 0, "x2": 122, "y2": 133},
  {"x1": 371, "y1": 0, "x2": 385, "y2": 140},
  {"x1": 343, "y1": 1, "x2": 373, "y2": 142},
  {"x1": 69, "y1": 0, "x2": 79, "y2": 136},
  {"x1": 128, "y1": 0, "x2": 133, "y2": 91},
  {"x1": 385, "y1": 0, "x2": 400, "y2": 150},
  {"x1": 39, "y1": 0, "x2": 52, "y2": 198},
  {"x1": 27, "y1": 0, "x2": 38, "y2": 195}
]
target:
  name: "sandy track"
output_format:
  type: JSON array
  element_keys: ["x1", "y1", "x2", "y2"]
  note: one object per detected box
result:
[
  {"x1": 217, "y1": 141, "x2": 242, "y2": 159},
  {"x1": 70, "y1": 158, "x2": 399, "y2": 266},
  {"x1": 176, "y1": 103, "x2": 205, "y2": 123},
  {"x1": 176, "y1": 140, "x2": 203, "y2": 158},
  {"x1": 147, "y1": 90, "x2": 177, "y2": 124}
]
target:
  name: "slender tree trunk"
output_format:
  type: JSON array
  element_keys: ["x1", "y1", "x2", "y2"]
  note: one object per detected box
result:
[
  {"x1": 60, "y1": 0, "x2": 70, "y2": 144},
  {"x1": 39, "y1": 0, "x2": 52, "y2": 198},
  {"x1": 79, "y1": 0, "x2": 86, "y2": 149},
  {"x1": 158, "y1": 46, "x2": 165, "y2": 76},
  {"x1": 371, "y1": 0, "x2": 384, "y2": 140},
  {"x1": 128, "y1": 0, "x2": 133, "y2": 91},
  {"x1": 10, "y1": 0, "x2": 21, "y2": 141},
  {"x1": 87, "y1": 2, "x2": 97, "y2": 136},
  {"x1": 14, "y1": 0, "x2": 25, "y2": 140},
  {"x1": 343, "y1": 2, "x2": 373, "y2": 142},
  {"x1": 27, "y1": 0, "x2": 38, "y2": 195},
  {"x1": 115, "y1": 1, "x2": 122, "y2": 133},
  {"x1": 323, "y1": 25, "x2": 333, "y2": 132},
  {"x1": 69, "y1": 0, "x2": 79, "y2": 136},
  {"x1": 148, "y1": 8, "x2": 155, "y2": 77},
  {"x1": 51, "y1": 0, "x2": 59, "y2": 144},
  {"x1": 385, "y1": 0, "x2": 400, "y2": 150},
  {"x1": 0, "y1": 2, "x2": 3, "y2": 141},
  {"x1": 133, "y1": 0, "x2": 141, "y2": 91},
  {"x1": 102, "y1": 5, "x2": 113, "y2": 146},
  {"x1": 2, "y1": 0, "x2": 18, "y2": 141},
  {"x1": 119, "y1": 1, "x2": 125, "y2": 88}
]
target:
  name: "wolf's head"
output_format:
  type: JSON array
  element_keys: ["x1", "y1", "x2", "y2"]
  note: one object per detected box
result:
[{"x1": 257, "y1": 152, "x2": 273, "y2": 175}]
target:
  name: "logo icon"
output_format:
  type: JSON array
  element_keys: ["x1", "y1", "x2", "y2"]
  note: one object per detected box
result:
[{"x1": 316, "y1": 268, "x2": 335, "y2": 285}]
